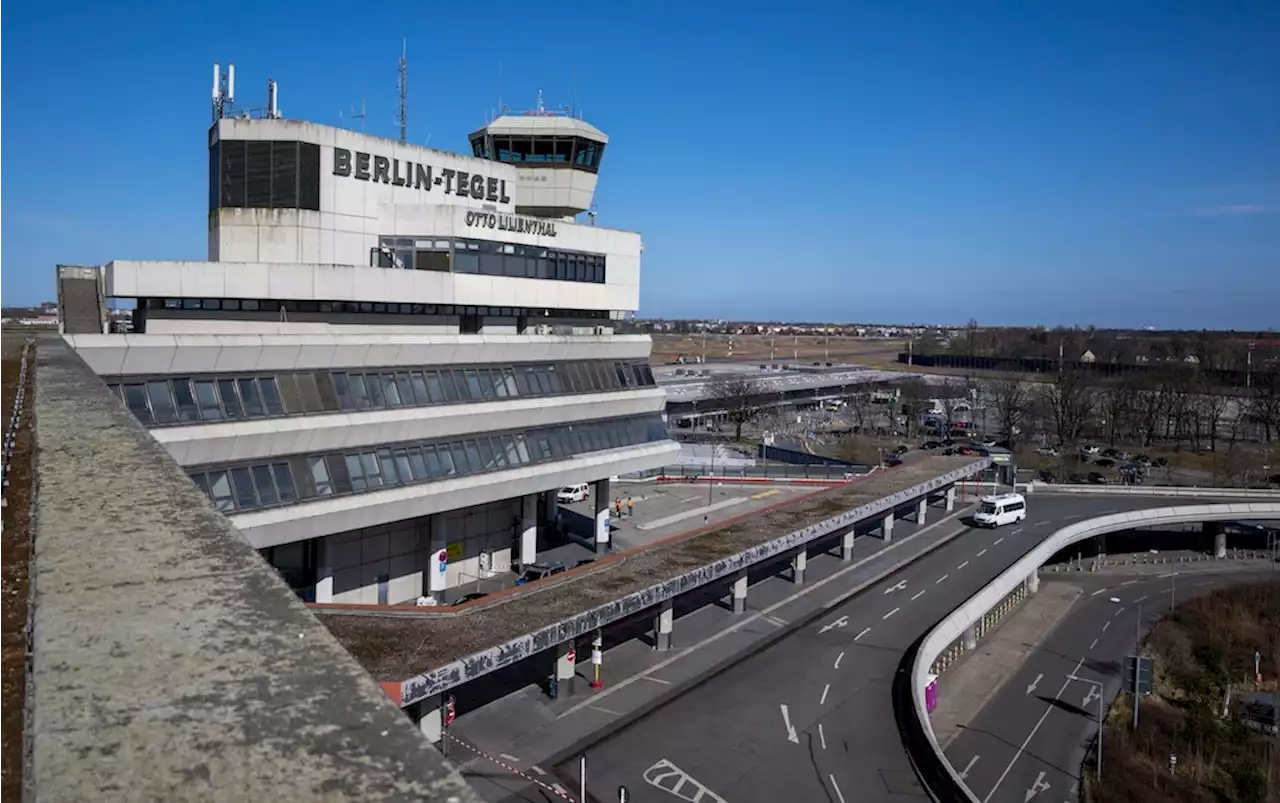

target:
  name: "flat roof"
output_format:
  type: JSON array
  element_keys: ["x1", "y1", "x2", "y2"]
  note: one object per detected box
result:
[
  {"x1": 656, "y1": 364, "x2": 957, "y2": 403},
  {"x1": 321, "y1": 454, "x2": 985, "y2": 698}
]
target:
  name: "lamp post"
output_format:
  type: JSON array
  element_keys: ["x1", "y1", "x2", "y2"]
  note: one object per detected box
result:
[{"x1": 1067, "y1": 673, "x2": 1105, "y2": 782}]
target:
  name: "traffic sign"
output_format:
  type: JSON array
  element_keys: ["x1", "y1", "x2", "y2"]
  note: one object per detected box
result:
[
  {"x1": 443, "y1": 694, "x2": 456, "y2": 725},
  {"x1": 1122, "y1": 655, "x2": 1155, "y2": 695},
  {"x1": 566, "y1": 647, "x2": 576, "y2": 665},
  {"x1": 437, "y1": 549, "x2": 448, "y2": 574}
]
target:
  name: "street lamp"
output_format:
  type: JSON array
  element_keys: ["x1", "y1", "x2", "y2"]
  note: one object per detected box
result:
[{"x1": 1067, "y1": 673, "x2": 1105, "y2": 782}]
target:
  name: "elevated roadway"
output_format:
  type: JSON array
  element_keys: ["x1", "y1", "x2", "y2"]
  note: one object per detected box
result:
[{"x1": 550, "y1": 494, "x2": 1259, "y2": 803}]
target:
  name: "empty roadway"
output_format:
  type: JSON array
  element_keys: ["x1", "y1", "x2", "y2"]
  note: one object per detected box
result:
[{"x1": 553, "y1": 494, "x2": 1253, "y2": 803}]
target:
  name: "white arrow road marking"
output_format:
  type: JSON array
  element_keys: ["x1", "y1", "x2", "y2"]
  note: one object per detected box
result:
[
  {"x1": 1082, "y1": 685, "x2": 1100, "y2": 710},
  {"x1": 819, "y1": 723, "x2": 827, "y2": 750},
  {"x1": 884, "y1": 580, "x2": 908, "y2": 595},
  {"x1": 983, "y1": 657, "x2": 1085, "y2": 803},
  {"x1": 937, "y1": 574, "x2": 949, "y2": 584},
  {"x1": 883, "y1": 607, "x2": 900, "y2": 620},
  {"x1": 1024, "y1": 770, "x2": 1050, "y2": 802},
  {"x1": 1026, "y1": 674, "x2": 1042, "y2": 696},
  {"x1": 820, "y1": 684, "x2": 830, "y2": 705},
  {"x1": 780, "y1": 704, "x2": 800, "y2": 744},
  {"x1": 959, "y1": 755, "x2": 980, "y2": 780},
  {"x1": 820, "y1": 615, "x2": 849, "y2": 634},
  {"x1": 829, "y1": 774, "x2": 847, "y2": 803},
  {"x1": 643, "y1": 758, "x2": 729, "y2": 803},
  {"x1": 912, "y1": 589, "x2": 926, "y2": 601},
  {"x1": 834, "y1": 651, "x2": 844, "y2": 669},
  {"x1": 855, "y1": 627, "x2": 871, "y2": 641}
]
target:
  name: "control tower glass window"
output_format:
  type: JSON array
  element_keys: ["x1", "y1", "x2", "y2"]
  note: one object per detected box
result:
[{"x1": 482, "y1": 136, "x2": 605, "y2": 173}]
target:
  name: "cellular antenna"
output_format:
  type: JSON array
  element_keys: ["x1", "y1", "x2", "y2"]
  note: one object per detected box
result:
[
  {"x1": 396, "y1": 39, "x2": 408, "y2": 144},
  {"x1": 341, "y1": 91, "x2": 367, "y2": 132}
]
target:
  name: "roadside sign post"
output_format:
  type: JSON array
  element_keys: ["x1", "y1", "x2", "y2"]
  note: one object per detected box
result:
[
  {"x1": 1068, "y1": 674, "x2": 1105, "y2": 781},
  {"x1": 591, "y1": 632, "x2": 604, "y2": 689}
]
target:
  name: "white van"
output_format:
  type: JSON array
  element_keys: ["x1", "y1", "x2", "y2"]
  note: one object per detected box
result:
[
  {"x1": 973, "y1": 493, "x2": 1027, "y2": 528},
  {"x1": 556, "y1": 483, "x2": 590, "y2": 504}
]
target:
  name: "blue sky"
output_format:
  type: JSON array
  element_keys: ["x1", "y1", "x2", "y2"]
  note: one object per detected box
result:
[{"x1": 3, "y1": 1, "x2": 1278, "y2": 328}]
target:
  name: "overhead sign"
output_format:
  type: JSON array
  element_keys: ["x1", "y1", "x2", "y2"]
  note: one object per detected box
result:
[
  {"x1": 464, "y1": 210, "x2": 558, "y2": 238},
  {"x1": 1122, "y1": 655, "x2": 1154, "y2": 695},
  {"x1": 332, "y1": 147, "x2": 512, "y2": 203}
]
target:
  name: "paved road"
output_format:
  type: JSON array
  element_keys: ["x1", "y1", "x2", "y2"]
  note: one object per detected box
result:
[
  {"x1": 949, "y1": 566, "x2": 1279, "y2": 803},
  {"x1": 556, "y1": 494, "x2": 1249, "y2": 803}
]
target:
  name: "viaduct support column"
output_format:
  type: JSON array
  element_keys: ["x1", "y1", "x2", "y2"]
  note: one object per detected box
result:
[
  {"x1": 945, "y1": 487, "x2": 957, "y2": 512},
  {"x1": 593, "y1": 478, "x2": 611, "y2": 554},
  {"x1": 655, "y1": 600, "x2": 674, "y2": 651},
  {"x1": 1026, "y1": 571, "x2": 1040, "y2": 595},
  {"x1": 841, "y1": 530, "x2": 855, "y2": 561},
  {"x1": 555, "y1": 642, "x2": 577, "y2": 698},
  {"x1": 732, "y1": 573, "x2": 748, "y2": 614},
  {"x1": 1205, "y1": 521, "x2": 1227, "y2": 559},
  {"x1": 519, "y1": 494, "x2": 538, "y2": 568},
  {"x1": 792, "y1": 550, "x2": 807, "y2": 584},
  {"x1": 916, "y1": 498, "x2": 928, "y2": 525},
  {"x1": 882, "y1": 513, "x2": 895, "y2": 543}
]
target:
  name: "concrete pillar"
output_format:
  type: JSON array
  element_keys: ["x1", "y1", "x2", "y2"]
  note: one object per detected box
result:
[
  {"x1": 841, "y1": 530, "x2": 855, "y2": 561},
  {"x1": 593, "y1": 478, "x2": 611, "y2": 554},
  {"x1": 555, "y1": 642, "x2": 577, "y2": 697},
  {"x1": 945, "y1": 487, "x2": 957, "y2": 512},
  {"x1": 655, "y1": 601, "x2": 674, "y2": 651},
  {"x1": 1027, "y1": 572, "x2": 1040, "y2": 595},
  {"x1": 916, "y1": 498, "x2": 928, "y2": 525},
  {"x1": 428, "y1": 516, "x2": 448, "y2": 597},
  {"x1": 519, "y1": 494, "x2": 538, "y2": 568},
  {"x1": 963, "y1": 623, "x2": 977, "y2": 651},
  {"x1": 417, "y1": 696, "x2": 443, "y2": 744},
  {"x1": 732, "y1": 573, "x2": 748, "y2": 614},
  {"x1": 792, "y1": 550, "x2": 807, "y2": 584},
  {"x1": 882, "y1": 513, "x2": 895, "y2": 543},
  {"x1": 1205, "y1": 521, "x2": 1227, "y2": 559}
]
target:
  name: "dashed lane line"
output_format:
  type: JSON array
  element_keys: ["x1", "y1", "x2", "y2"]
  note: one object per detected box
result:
[
  {"x1": 1089, "y1": 638, "x2": 1098, "y2": 650},
  {"x1": 883, "y1": 607, "x2": 900, "y2": 620},
  {"x1": 958, "y1": 561, "x2": 970, "y2": 570},
  {"x1": 977, "y1": 549, "x2": 988, "y2": 557},
  {"x1": 834, "y1": 651, "x2": 844, "y2": 670},
  {"x1": 937, "y1": 574, "x2": 949, "y2": 584},
  {"x1": 819, "y1": 723, "x2": 827, "y2": 750},
  {"x1": 855, "y1": 627, "x2": 871, "y2": 641},
  {"x1": 820, "y1": 684, "x2": 830, "y2": 705},
  {"x1": 829, "y1": 774, "x2": 847, "y2": 803},
  {"x1": 912, "y1": 589, "x2": 926, "y2": 601}
]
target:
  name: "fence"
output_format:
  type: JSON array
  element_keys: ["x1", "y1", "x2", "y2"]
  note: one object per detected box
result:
[
  {"x1": 0, "y1": 338, "x2": 34, "y2": 535},
  {"x1": 619, "y1": 462, "x2": 874, "y2": 482}
]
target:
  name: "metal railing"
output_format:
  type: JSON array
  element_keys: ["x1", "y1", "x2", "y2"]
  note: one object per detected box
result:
[
  {"x1": 1, "y1": 338, "x2": 35, "y2": 506},
  {"x1": 619, "y1": 462, "x2": 874, "y2": 481}
]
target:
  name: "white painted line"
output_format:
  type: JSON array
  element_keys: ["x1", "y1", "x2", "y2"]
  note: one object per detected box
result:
[
  {"x1": 959, "y1": 755, "x2": 980, "y2": 780},
  {"x1": 834, "y1": 651, "x2": 844, "y2": 670},
  {"x1": 1033, "y1": 521, "x2": 1048, "y2": 528},
  {"x1": 1102, "y1": 621, "x2": 1110, "y2": 632},
  {"x1": 780, "y1": 704, "x2": 799, "y2": 744},
  {"x1": 641, "y1": 675, "x2": 672, "y2": 685},
  {"x1": 994, "y1": 537, "x2": 1005, "y2": 544},
  {"x1": 762, "y1": 614, "x2": 788, "y2": 627},
  {"x1": 1134, "y1": 595, "x2": 1148, "y2": 602},
  {"x1": 1025, "y1": 674, "x2": 1042, "y2": 695},
  {"x1": 829, "y1": 774, "x2": 847, "y2": 803},
  {"x1": 552, "y1": 784, "x2": 568, "y2": 796},
  {"x1": 1091, "y1": 588, "x2": 1107, "y2": 597},
  {"x1": 982, "y1": 657, "x2": 1085, "y2": 803},
  {"x1": 1089, "y1": 638, "x2": 1098, "y2": 650},
  {"x1": 499, "y1": 753, "x2": 520, "y2": 763},
  {"x1": 912, "y1": 589, "x2": 926, "y2": 601},
  {"x1": 958, "y1": 561, "x2": 970, "y2": 570},
  {"x1": 557, "y1": 512, "x2": 971, "y2": 719},
  {"x1": 936, "y1": 574, "x2": 949, "y2": 584},
  {"x1": 1111, "y1": 608, "x2": 1121, "y2": 618},
  {"x1": 1195, "y1": 581, "x2": 1214, "y2": 587},
  {"x1": 855, "y1": 627, "x2": 871, "y2": 641},
  {"x1": 589, "y1": 704, "x2": 624, "y2": 716},
  {"x1": 819, "y1": 723, "x2": 827, "y2": 750},
  {"x1": 820, "y1": 684, "x2": 830, "y2": 705},
  {"x1": 1157, "y1": 572, "x2": 1174, "y2": 578},
  {"x1": 529, "y1": 765, "x2": 547, "y2": 775},
  {"x1": 884, "y1": 580, "x2": 907, "y2": 595},
  {"x1": 977, "y1": 549, "x2": 988, "y2": 557},
  {"x1": 1120, "y1": 580, "x2": 1138, "y2": 587},
  {"x1": 883, "y1": 607, "x2": 900, "y2": 620}
]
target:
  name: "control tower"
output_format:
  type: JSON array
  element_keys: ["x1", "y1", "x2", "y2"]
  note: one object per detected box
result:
[{"x1": 468, "y1": 96, "x2": 607, "y2": 220}]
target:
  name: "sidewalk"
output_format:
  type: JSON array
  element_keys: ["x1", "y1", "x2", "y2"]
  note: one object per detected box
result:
[
  {"x1": 929, "y1": 582, "x2": 1083, "y2": 749},
  {"x1": 448, "y1": 502, "x2": 976, "y2": 803}
]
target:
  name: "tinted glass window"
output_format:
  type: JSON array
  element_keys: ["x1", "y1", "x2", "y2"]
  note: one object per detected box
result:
[
  {"x1": 238, "y1": 378, "x2": 264, "y2": 417},
  {"x1": 218, "y1": 379, "x2": 242, "y2": 418},
  {"x1": 146, "y1": 380, "x2": 177, "y2": 425},
  {"x1": 171, "y1": 379, "x2": 201, "y2": 422},
  {"x1": 259, "y1": 377, "x2": 285, "y2": 415}
]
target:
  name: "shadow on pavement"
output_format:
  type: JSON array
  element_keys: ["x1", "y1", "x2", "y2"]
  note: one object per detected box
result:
[{"x1": 1037, "y1": 695, "x2": 1093, "y2": 720}]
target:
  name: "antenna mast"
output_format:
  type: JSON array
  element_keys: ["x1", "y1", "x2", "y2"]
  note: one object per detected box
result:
[
  {"x1": 396, "y1": 40, "x2": 408, "y2": 144},
  {"x1": 342, "y1": 92, "x2": 367, "y2": 132}
]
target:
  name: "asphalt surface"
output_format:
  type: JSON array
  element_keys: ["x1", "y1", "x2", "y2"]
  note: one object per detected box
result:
[
  {"x1": 554, "y1": 494, "x2": 1252, "y2": 803},
  {"x1": 949, "y1": 567, "x2": 1280, "y2": 803}
]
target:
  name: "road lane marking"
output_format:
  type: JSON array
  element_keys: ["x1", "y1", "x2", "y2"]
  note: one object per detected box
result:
[
  {"x1": 821, "y1": 684, "x2": 830, "y2": 705},
  {"x1": 912, "y1": 589, "x2": 926, "y2": 601},
  {"x1": 1111, "y1": 609, "x2": 1121, "y2": 618},
  {"x1": 819, "y1": 723, "x2": 827, "y2": 750},
  {"x1": 589, "y1": 704, "x2": 623, "y2": 716},
  {"x1": 829, "y1": 774, "x2": 847, "y2": 803},
  {"x1": 642, "y1": 675, "x2": 672, "y2": 685},
  {"x1": 529, "y1": 765, "x2": 546, "y2": 775},
  {"x1": 1134, "y1": 595, "x2": 1148, "y2": 602},
  {"x1": 937, "y1": 574, "x2": 949, "y2": 584},
  {"x1": 762, "y1": 614, "x2": 788, "y2": 627},
  {"x1": 856, "y1": 627, "x2": 871, "y2": 641},
  {"x1": 834, "y1": 651, "x2": 844, "y2": 670},
  {"x1": 1195, "y1": 581, "x2": 1214, "y2": 587},
  {"x1": 749, "y1": 489, "x2": 781, "y2": 500},
  {"x1": 994, "y1": 537, "x2": 1005, "y2": 544},
  {"x1": 958, "y1": 561, "x2": 970, "y2": 570},
  {"x1": 982, "y1": 657, "x2": 1085, "y2": 803},
  {"x1": 1120, "y1": 580, "x2": 1138, "y2": 587},
  {"x1": 780, "y1": 704, "x2": 799, "y2": 743},
  {"x1": 819, "y1": 616, "x2": 849, "y2": 634},
  {"x1": 1102, "y1": 621, "x2": 1109, "y2": 631},
  {"x1": 1025, "y1": 770, "x2": 1050, "y2": 801},
  {"x1": 978, "y1": 549, "x2": 988, "y2": 557},
  {"x1": 1089, "y1": 638, "x2": 1098, "y2": 650},
  {"x1": 959, "y1": 755, "x2": 980, "y2": 780},
  {"x1": 1025, "y1": 674, "x2": 1042, "y2": 695},
  {"x1": 1091, "y1": 589, "x2": 1107, "y2": 596},
  {"x1": 883, "y1": 607, "x2": 900, "y2": 620},
  {"x1": 643, "y1": 759, "x2": 729, "y2": 803},
  {"x1": 884, "y1": 580, "x2": 908, "y2": 595},
  {"x1": 499, "y1": 753, "x2": 520, "y2": 763},
  {"x1": 1033, "y1": 521, "x2": 1049, "y2": 527},
  {"x1": 1082, "y1": 685, "x2": 1100, "y2": 710},
  {"x1": 1158, "y1": 572, "x2": 1174, "y2": 578}
]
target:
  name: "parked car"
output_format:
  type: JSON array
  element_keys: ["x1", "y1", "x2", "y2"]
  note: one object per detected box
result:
[
  {"x1": 1087, "y1": 472, "x2": 1108, "y2": 484},
  {"x1": 1038, "y1": 469, "x2": 1056, "y2": 483},
  {"x1": 1068, "y1": 473, "x2": 1086, "y2": 484},
  {"x1": 556, "y1": 484, "x2": 590, "y2": 504},
  {"x1": 1081, "y1": 445, "x2": 1101, "y2": 456},
  {"x1": 1035, "y1": 446, "x2": 1059, "y2": 457},
  {"x1": 1093, "y1": 458, "x2": 1116, "y2": 468},
  {"x1": 892, "y1": 444, "x2": 909, "y2": 456},
  {"x1": 885, "y1": 456, "x2": 904, "y2": 467},
  {"x1": 1101, "y1": 447, "x2": 1120, "y2": 459},
  {"x1": 515, "y1": 561, "x2": 567, "y2": 585},
  {"x1": 920, "y1": 440, "x2": 942, "y2": 450}
]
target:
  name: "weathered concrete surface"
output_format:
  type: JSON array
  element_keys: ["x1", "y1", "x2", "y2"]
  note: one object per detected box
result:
[
  {"x1": 322, "y1": 455, "x2": 988, "y2": 705},
  {"x1": 28, "y1": 337, "x2": 479, "y2": 802}
]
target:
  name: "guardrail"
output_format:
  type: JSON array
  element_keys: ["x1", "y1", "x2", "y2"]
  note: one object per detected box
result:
[
  {"x1": 1023, "y1": 483, "x2": 1280, "y2": 499},
  {"x1": 1, "y1": 338, "x2": 35, "y2": 504},
  {"x1": 904, "y1": 502, "x2": 1280, "y2": 803}
]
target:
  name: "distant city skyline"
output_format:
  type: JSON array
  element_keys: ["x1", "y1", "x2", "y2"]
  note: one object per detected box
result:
[{"x1": 3, "y1": 1, "x2": 1278, "y2": 328}]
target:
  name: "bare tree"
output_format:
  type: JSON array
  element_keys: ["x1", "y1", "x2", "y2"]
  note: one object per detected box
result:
[
  {"x1": 705, "y1": 375, "x2": 764, "y2": 441},
  {"x1": 1041, "y1": 368, "x2": 1095, "y2": 447},
  {"x1": 897, "y1": 378, "x2": 933, "y2": 440},
  {"x1": 982, "y1": 378, "x2": 1031, "y2": 449}
]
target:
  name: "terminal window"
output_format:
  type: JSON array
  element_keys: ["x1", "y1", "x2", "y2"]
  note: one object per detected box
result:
[{"x1": 211, "y1": 139, "x2": 320, "y2": 211}]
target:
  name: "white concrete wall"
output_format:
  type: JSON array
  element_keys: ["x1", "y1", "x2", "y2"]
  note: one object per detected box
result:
[
  {"x1": 155, "y1": 388, "x2": 668, "y2": 466},
  {"x1": 233, "y1": 440, "x2": 680, "y2": 549},
  {"x1": 65, "y1": 332, "x2": 654, "y2": 376}
]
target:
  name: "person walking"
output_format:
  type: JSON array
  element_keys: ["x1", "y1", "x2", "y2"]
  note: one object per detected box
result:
[{"x1": 626, "y1": 495, "x2": 634, "y2": 517}]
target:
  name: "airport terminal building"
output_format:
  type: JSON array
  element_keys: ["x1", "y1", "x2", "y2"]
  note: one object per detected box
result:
[{"x1": 60, "y1": 79, "x2": 678, "y2": 604}]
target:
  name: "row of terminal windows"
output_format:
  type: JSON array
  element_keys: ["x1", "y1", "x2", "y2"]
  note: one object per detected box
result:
[
  {"x1": 139, "y1": 298, "x2": 610, "y2": 320},
  {"x1": 374, "y1": 237, "x2": 607, "y2": 284},
  {"x1": 469, "y1": 136, "x2": 605, "y2": 172},
  {"x1": 187, "y1": 414, "x2": 668, "y2": 514},
  {"x1": 210, "y1": 140, "x2": 322, "y2": 212},
  {"x1": 105, "y1": 360, "x2": 658, "y2": 427}
]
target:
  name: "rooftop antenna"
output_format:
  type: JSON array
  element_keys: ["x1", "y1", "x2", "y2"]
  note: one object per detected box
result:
[
  {"x1": 396, "y1": 39, "x2": 408, "y2": 144},
  {"x1": 266, "y1": 78, "x2": 280, "y2": 119},
  {"x1": 211, "y1": 63, "x2": 235, "y2": 121},
  {"x1": 537, "y1": 89, "x2": 545, "y2": 115},
  {"x1": 341, "y1": 91, "x2": 367, "y2": 132}
]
